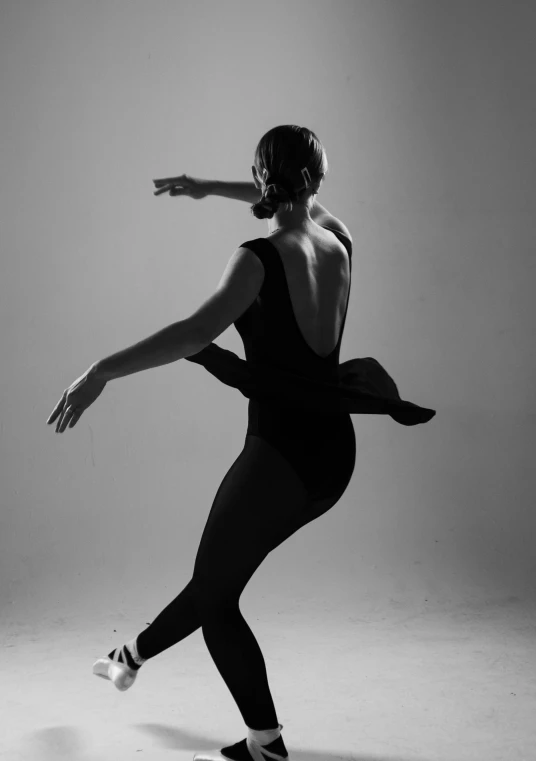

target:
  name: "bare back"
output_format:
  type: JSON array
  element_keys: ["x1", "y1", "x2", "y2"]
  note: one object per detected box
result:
[{"x1": 267, "y1": 222, "x2": 351, "y2": 359}]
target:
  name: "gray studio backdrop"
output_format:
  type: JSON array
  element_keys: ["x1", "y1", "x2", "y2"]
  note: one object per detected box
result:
[{"x1": 1, "y1": 0, "x2": 535, "y2": 635}]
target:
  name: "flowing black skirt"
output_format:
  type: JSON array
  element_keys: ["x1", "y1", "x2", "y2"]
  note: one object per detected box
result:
[{"x1": 186, "y1": 342, "x2": 436, "y2": 427}]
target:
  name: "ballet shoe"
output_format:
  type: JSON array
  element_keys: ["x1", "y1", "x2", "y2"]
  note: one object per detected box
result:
[
  {"x1": 192, "y1": 748, "x2": 288, "y2": 761},
  {"x1": 92, "y1": 655, "x2": 138, "y2": 692},
  {"x1": 193, "y1": 724, "x2": 288, "y2": 761}
]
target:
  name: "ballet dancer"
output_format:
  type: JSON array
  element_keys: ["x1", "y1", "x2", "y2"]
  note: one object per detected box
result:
[{"x1": 47, "y1": 125, "x2": 435, "y2": 761}]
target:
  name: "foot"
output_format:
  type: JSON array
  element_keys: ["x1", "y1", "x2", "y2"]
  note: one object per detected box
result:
[
  {"x1": 92, "y1": 637, "x2": 145, "y2": 692},
  {"x1": 194, "y1": 724, "x2": 288, "y2": 761}
]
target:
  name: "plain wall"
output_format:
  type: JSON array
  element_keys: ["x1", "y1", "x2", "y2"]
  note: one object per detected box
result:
[{"x1": 1, "y1": 0, "x2": 535, "y2": 634}]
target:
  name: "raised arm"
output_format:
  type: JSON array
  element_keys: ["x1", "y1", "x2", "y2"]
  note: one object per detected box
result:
[
  {"x1": 153, "y1": 175, "x2": 352, "y2": 243},
  {"x1": 210, "y1": 181, "x2": 352, "y2": 243}
]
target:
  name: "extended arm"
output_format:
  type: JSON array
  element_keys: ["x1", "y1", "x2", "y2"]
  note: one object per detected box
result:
[
  {"x1": 154, "y1": 174, "x2": 349, "y2": 236},
  {"x1": 92, "y1": 318, "x2": 208, "y2": 382},
  {"x1": 210, "y1": 179, "x2": 332, "y2": 220}
]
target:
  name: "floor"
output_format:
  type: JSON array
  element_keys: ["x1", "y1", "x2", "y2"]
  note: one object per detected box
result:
[{"x1": 2, "y1": 597, "x2": 535, "y2": 761}]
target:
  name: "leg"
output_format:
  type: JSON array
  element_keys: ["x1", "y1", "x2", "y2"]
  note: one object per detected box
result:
[
  {"x1": 135, "y1": 577, "x2": 199, "y2": 659},
  {"x1": 98, "y1": 431, "x2": 350, "y2": 758},
  {"x1": 134, "y1": 430, "x2": 304, "y2": 662},
  {"x1": 95, "y1": 440, "x2": 281, "y2": 690},
  {"x1": 191, "y1": 433, "x2": 352, "y2": 760},
  {"x1": 138, "y1": 433, "x2": 347, "y2": 728},
  {"x1": 189, "y1": 434, "x2": 312, "y2": 732}
]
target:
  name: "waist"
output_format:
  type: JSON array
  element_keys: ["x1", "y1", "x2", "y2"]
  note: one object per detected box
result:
[{"x1": 247, "y1": 398, "x2": 352, "y2": 436}]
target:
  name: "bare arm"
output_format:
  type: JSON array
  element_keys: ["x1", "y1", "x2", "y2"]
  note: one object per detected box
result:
[
  {"x1": 210, "y1": 180, "x2": 332, "y2": 219},
  {"x1": 209, "y1": 181, "x2": 351, "y2": 238},
  {"x1": 153, "y1": 175, "x2": 351, "y2": 241},
  {"x1": 209, "y1": 180, "x2": 261, "y2": 204}
]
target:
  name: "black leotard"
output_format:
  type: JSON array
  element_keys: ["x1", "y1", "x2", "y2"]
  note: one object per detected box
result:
[
  {"x1": 137, "y1": 227, "x2": 436, "y2": 734},
  {"x1": 187, "y1": 230, "x2": 435, "y2": 428},
  {"x1": 187, "y1": 226, "x2": 435, "y2": 501},
  {"x1": 234, "y1": 230, "x2": 357, "y2": 502}
]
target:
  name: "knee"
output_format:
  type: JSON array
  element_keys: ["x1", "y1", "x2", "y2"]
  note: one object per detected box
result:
[{"x1": 190, "y1": 574, "x2": 240, "y2": 619}]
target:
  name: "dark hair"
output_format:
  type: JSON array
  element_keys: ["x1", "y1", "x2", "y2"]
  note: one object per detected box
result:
[{"x1": 250, "y1": 125, "x2": 328, "y2": 220}]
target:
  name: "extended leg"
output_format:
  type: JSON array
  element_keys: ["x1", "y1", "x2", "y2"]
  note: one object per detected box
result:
[
  {"x1": 135, "y1": 577, "x2": 199, "y2": 659},
  {"x1": 134, "y1": 444, "x2": 265, "y2": 660}
]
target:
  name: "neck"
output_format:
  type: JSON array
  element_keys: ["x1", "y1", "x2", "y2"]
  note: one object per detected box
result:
[{"x1": 268, "y1": 205, "x2": 314, "y2": 235}]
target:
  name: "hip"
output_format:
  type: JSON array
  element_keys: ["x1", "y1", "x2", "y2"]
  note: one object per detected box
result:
[{"x1": 247, "y1": 400, "x2": 356, "y2": 498}]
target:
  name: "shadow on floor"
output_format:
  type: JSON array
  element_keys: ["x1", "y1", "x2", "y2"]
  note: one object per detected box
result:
[
  {"x1": 137, "y1": 722, "x2": 460, "y2": 761},
  {"x1": 21, "y1": 723, "x2": 469, "y2": 761}
]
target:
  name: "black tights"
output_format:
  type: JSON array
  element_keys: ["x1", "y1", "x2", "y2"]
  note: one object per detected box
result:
[{"x1": 136, "y1": 434, "x2": 346, "y2": 730}]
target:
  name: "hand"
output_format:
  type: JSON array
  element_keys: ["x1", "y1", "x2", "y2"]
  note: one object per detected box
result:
[
  {"x1": 47, "y1": 365, "x2": 107, "y2": 433},
  {"x1": 153, "y1": 173, "x2": 211, "y2": 199}
]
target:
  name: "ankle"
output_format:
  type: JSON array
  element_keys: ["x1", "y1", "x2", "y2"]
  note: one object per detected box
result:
[
  {"x1": 127, "y1": 637, "x2": 147, "y2": 667},
  {"x1": 247, "y1": 724, "x2": 283, "y2": 746}
]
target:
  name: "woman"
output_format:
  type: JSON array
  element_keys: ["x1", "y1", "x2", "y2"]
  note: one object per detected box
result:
[{"x1": 47, "y1": 125, "x2": 435, "y2": 761}]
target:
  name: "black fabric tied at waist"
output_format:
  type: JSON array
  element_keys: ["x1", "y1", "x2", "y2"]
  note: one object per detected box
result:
[{"x1": 186, "y1": 342, "x2": 436, "y2": 427}]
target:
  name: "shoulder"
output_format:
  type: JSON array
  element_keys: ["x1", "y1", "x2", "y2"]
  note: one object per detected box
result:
[
  {"x1": 311, "y1": 205, "x2": 353, "y2": 245},
  {"x1": 315, "y1": 216, "x2": 353, "y2": 253},
  {"x1": 232, "y1": 244, "x2": 266, "y2": 278},
  {"x1": 235, "y1": 240, "x2": 268, "y2": 270}
]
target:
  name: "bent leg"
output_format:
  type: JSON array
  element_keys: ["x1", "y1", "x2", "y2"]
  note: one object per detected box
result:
[
  {"x1": 136, "y1": 432, "x2": 351, "y2": 731},
  {"x1": 135, "y1": 434, "x2": 309, "y2": 662},
  {"x1": 190, "y1": 434, "x2": 315, "y2": 730},
  {"x1": 135, "y1": 444, "x2": 268, "y2": 660}
]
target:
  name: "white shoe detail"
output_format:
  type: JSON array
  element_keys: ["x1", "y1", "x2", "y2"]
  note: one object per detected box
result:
[
  {"x1": 92, "y1": 655, "x2": 138, "y2": 691},
  {"x1": 193, "y1": 724, "x2": 287, "y2": 761}
]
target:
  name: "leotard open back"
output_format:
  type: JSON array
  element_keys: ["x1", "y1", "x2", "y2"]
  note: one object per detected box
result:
[
  {"x1": 186, "y1": 225, "x2": 435, "y2": 505},
  {"x1": 234, "y1": 229, "x2": 357, "y2": 502}
]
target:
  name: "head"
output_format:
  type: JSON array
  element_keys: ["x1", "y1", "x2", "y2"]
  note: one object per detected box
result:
[{"x1": 250, "y1": 125, "x2": 328, "y2": 228}]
